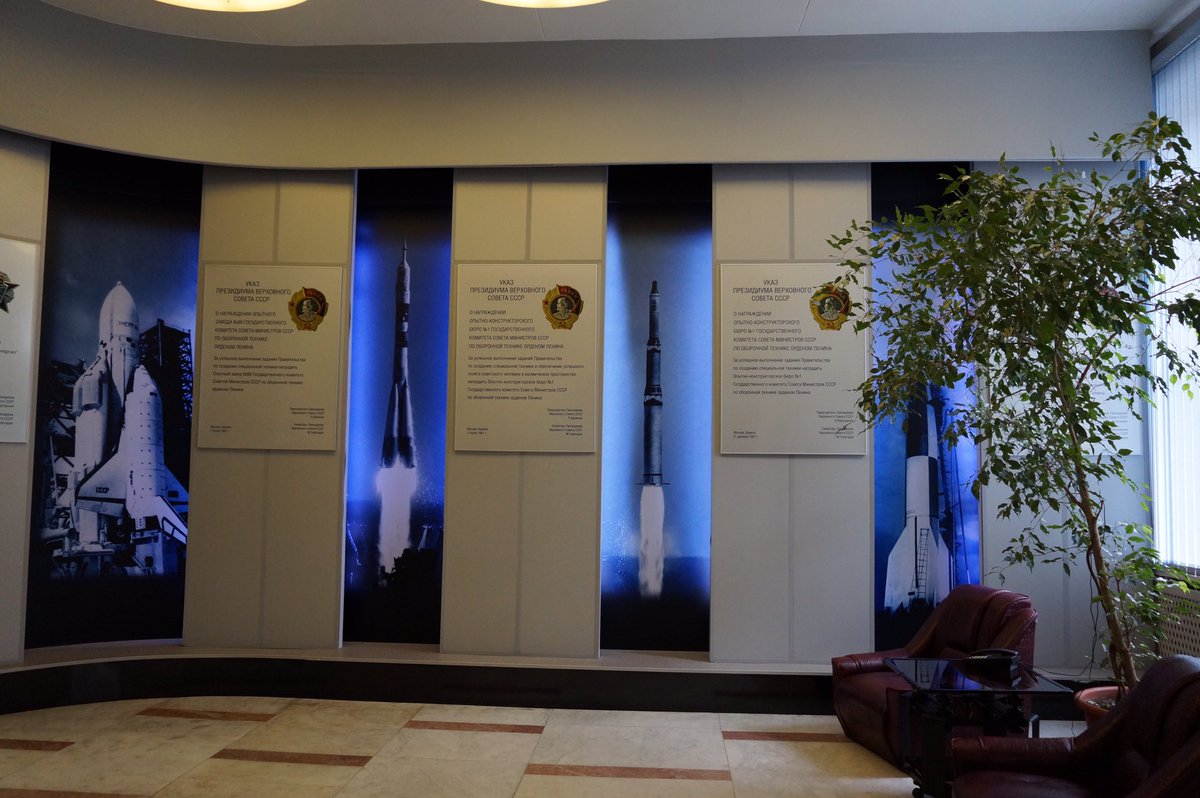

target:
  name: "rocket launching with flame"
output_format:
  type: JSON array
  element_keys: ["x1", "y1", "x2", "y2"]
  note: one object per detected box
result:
[
  {"x1": 377, "y1": 247, "x2": 419, "y2": 571},
  {"x1": 639, "y1": 280, "x2": 665, "y2": 598}
]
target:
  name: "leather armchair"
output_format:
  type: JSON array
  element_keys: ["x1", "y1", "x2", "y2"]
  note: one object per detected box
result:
[
  {"x1": 950, "y1": 654, "x2": 1200, "y2": 798},
  {"x1": 831, "y1": 584, "x2": 1038, "y2": 765}
]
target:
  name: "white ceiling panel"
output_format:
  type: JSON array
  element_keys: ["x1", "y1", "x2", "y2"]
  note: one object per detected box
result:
[{"x1": 33, "y1": 0, "x2": 1194, "y2": 46}]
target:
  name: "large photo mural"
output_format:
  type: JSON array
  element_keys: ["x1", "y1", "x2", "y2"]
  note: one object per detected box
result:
[
  {"x1": 343, "y1": 170, "x2": 452, "y2": 643},
  {"x1": 869, "y1": 165, "x2": 981, "y2": 648},
  {"x1": 26, "y1": 145, "x2": 200, "y2": 647},
  {"x1": 600, "y1": 166, "x2": 713, "y2": 651}
]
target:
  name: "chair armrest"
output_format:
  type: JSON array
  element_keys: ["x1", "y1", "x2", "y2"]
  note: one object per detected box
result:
[
  {"x1": 831, "y1": 648, "x2": 908, "y2": 681},
  {"x1": 951, "y1": 735, "x2": 1081, "y2": 779}
]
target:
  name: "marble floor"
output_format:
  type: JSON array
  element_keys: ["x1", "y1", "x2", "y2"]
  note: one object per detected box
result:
[{"x1": 0, "y1": 696, "x2": 1084, "y2": 798}]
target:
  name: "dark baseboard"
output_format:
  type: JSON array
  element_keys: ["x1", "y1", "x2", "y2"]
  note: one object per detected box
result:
[{"x1": 0, "y1": 656, "x2": 1085, "y2": 720}]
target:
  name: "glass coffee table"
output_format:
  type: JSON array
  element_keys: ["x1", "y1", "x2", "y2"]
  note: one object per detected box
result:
[{"x1": 885, "y1": 657, "x2": 1072, "y2": 798}]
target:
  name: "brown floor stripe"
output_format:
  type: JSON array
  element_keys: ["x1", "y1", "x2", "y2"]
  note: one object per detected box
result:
[
  {"x1": 0, "y1": 791, "x2": 142, "y2": 797},
  {"x1": 0, "y1": 739, "x2": 73, "y2": 752},
  {"x1": 139, "y1": 707, "x2": 275, "y2": 722},
  {"x1": 722, "y1": 730, "x2": 849, "y2": 743},
  {"x1": 405, "y1": 719, "x2": 544, "y2": 734},
  {"x1": 213, "y1": 748, "x2": 371, "y2": 767},
  {"x1": 525, "y1": 764, "x2": 732, "y2": 781}
]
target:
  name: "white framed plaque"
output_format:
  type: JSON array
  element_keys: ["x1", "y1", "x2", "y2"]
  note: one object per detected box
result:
[
  {"x1": 198, "y1": 263, "x2": 344, "y2": 450},
  {"x1": 454, "y1": 263, "x2": 598, "y2": 452},
  {"x1": 720, "y1": 262, "x2": 866, "y2": 455},
  {"x1": 0, "y1": 237, "x2": 39, "y2": 443}
]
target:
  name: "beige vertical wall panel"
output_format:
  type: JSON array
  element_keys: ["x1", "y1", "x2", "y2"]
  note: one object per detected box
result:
[
  {"x1": 0, "y1": 133, "x2": 50, "y2": 241},
  {"x1": 712, "y1": 165, "x2": 793, "y2": 262},
  {"x1": 710, "y1": 457, "x2": 793, "y2": 662},
  {"x1": 443, "y1": 168, "x2": 604, "y2": 656},
  {"x1": 183, "y1": 448, "x2": 270, "y2": 645},
  {"x1": 440, "y1": 454, "x2": 523, "y2": 653},
  {"x1": 529, "y1": 168, "x2": 607, "y2": 262},
  {"x1": 518, "y1": 453, "x2": 600, "y2": 656},
  {"x1": 791, "y1": 163, "x2": 871, "y2": 258},
  {"x1": 184, "y1": 168, "x2": 354, "y2": 649},
  {"x1": 277, "y1": 174, "x2": 356, "y2": 265},
  {"x1": 788, "y1": 165, "x2": 873, "y2": 661},
  {"x1": 710, "y1": 164, "x2": 795, "y2": 662},
  {"x1": 711, "y1": 162, "x2": 872, "y2": 663},
  {"x1": 453, "y1": 172, "x2": 532, "y2": 262},
  {"x1": 198, "y1": 170, "x2": 279, "y2": 265},
  {"x1": 261, "y1": 451, "x2": 347, "y2": 648},
  {"x1": 0, "y1": 131, "x2": 48, "y2": 664},
  {"x1": 790, "y1": 457, "x2": 873, "y2": 661},
  {"x1": 518, "y1": 171, "x2": 605, "y2": 657}
]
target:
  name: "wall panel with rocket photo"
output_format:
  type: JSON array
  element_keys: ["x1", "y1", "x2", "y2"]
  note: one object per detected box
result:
[
  {"x1": 343, "y1": 170, "x2": 452, "y2": 644},
  {"x1": 600, "y1": 166, "x2": 713, "y2": 651},
  {"x1": 26, "y1": 144, "x2": 200, "y2": 648},
  {"x1": 871, "y1": 250, "x2": 981, "y2": 650}
]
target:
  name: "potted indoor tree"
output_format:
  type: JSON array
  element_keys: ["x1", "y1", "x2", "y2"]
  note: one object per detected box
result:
[{"x1": 828, "y1": 113, "x2": 1200, "y2": 693}]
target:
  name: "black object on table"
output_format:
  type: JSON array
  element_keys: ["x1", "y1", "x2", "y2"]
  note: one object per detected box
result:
[{"x1": 885, "y1": 656, "x2": 1072, "y2": 798}]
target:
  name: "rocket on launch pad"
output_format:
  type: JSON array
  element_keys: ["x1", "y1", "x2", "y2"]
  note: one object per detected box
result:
[{"x1": 882, "y1": 388, "x2": 952, "y2": 611}]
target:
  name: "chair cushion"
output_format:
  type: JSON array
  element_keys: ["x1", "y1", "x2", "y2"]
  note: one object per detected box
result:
[
  {"x1": 833, "y1": 669, "x2": 911, "y2": 763},
  {"x1": 952, "y1": 771, "x2": 1097, "y2": 798}
]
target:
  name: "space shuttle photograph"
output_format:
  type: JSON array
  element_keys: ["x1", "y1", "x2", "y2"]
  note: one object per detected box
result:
[
  {"x1": 35, "y1": 282, "x2": 191, "y2": 581},
  {"x1": 26, "y1": 145, "x2": 200, "y2": 647}
]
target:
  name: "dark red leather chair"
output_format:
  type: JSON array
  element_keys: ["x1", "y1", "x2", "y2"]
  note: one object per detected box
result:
[
  {"x1": 831, "y1": 584, "x2": 1038, "y2": 766},
  {"x1": 950, "y1": 654, "x2": 1200, "y2": 798}
]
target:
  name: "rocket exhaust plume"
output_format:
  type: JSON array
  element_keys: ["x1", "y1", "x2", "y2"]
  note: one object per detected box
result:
[
  {"x1": 378, "y1": 248, "x2": 418, "y2": 569},
  {"x1": 639, "y1": 280, "x2": 664, "y2": 598}
]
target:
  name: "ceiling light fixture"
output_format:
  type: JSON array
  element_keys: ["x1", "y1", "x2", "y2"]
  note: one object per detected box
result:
[
  {"x1": 480, "y1": 0, "x2": 610, "y2": 8},
  {"x1": 153, "y1": 0, "x2": 308, "y2": 11}
]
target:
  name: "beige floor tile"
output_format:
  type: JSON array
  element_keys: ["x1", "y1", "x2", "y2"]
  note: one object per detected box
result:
[
  {"x1": 546, "y1": 709, "x2": 719, "y2": 730},
  {"x1": 724, "y1": 739, "x2": 902, "y2": 778},
  {"x1": 341, "y1": 756, "x2": 527, "y2": 798},
  {"x1": 0, "y1": 699, "x2": 163, "y2": 740},
  {"x1": 156, "y1": 696, "x2": 297, "y2": 715},
  {"x1": 0, "y1": 749, "x2": 54, "y2": 778},
  {"x1": 1039, "y1": 719, "x2": 1083, "y2": 737},
  {"x1": 531, "y1": 725, "x2": 728, "y2": 770},
  {"x1": 231, "y1": 700, "x2": 416, "y2": 756},
  {"x1": 718, "y1": 714, "x2": 843, "y2": 734},
  {"x1": 730, "y1": 770, "x2": 916, "y2": 798},
  {"x1": 380, "y1": 728, "x2": 542, "y2": 763},
  {"x1": 153, "y1": 774, "x2": 343, "y2": 797},
  {"x1": 515, "y1": 774, "x2": 736, "y2": 798},
  {"x1": 413, "y1": 704, "x2": 550, "y2": 727},
  {"x1": 181, "y1": 756, "x2": 362, "y2": 789}
]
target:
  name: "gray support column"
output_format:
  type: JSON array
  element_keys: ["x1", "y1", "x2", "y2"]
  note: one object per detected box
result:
[{"x1": 183, "y1": 168, "x2": 355, "y2": 648}]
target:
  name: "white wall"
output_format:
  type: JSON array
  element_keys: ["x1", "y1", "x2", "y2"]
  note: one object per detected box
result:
[
  {"x1": 0, "y1": 0, "x2": 1151, "y2": 169},
  {"x1": 182, "y1": 168, "x2": 355, "y2": 648},
  {"x1": 0, "y1": 130, "x2": 48, "y2": 664}
]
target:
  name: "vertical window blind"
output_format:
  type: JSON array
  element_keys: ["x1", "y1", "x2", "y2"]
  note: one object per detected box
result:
[{"x1": 1153, "y1": 41, "x2": 1200, "y2": 573}]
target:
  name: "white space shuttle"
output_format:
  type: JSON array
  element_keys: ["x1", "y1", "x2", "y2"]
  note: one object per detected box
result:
[
  {"x1": 883, "y1": 387, "x2": 951, "y2": 611},
  {"x1": 75, "y1": 365, "x2": 188, "y2": 545}
]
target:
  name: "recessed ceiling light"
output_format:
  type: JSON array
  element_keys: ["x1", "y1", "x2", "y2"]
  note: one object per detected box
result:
[
  {"x1": 154, "y1": 0, "x2": 308, "y2": 11},
  {"x1": 480, "y1": 0, "x2": 610, "y2": 8}
]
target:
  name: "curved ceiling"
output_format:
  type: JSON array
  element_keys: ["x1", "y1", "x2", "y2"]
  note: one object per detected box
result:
[{"x1": 35, "y1": 0, "x2": 1195, "y2": 47}]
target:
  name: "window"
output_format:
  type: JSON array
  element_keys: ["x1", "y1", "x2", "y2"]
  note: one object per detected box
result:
[{"x1": 1152, "y1": 41, "x2": 1200, "y2": 573}]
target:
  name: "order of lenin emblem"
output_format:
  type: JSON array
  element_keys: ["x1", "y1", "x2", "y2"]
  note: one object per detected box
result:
[
  {"x1": 289, "y1": 287, "x2": 329, "y2": 331},
  {"x1": 810, "y1": 283, "x2": 850, "y2": 331},
  {"x1": 543, "y1": 284, "x2": 583, "y2": 330}
]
